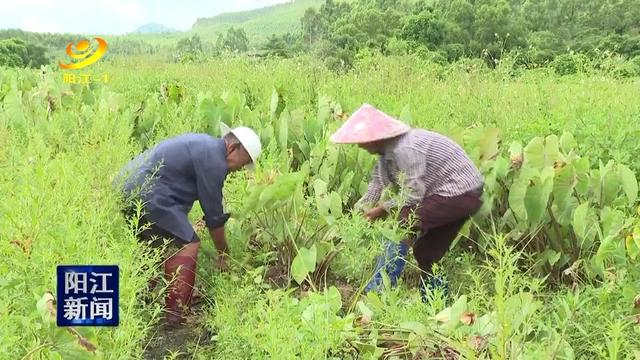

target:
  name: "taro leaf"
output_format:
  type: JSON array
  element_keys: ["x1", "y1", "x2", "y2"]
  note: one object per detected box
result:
[
  {"x1": 524, "y1": 168, "x2": 554, "y2": 228},
  {"x1": 303, "y1": 111, "x2": 319, "y2": 142},
  {"x1": 523, "y1": 137, "x2": 544, "y2": 169},
  {"x1": 329, "y1": 192, "x2": 342, "y2": 218},
  {"x1": 601, "y1": 161, "x2": 621, "y2": 206},
  {"x1": 366, "y1": 291, "x2": 385, "y2": 312},
  {"x1": 435, "y1": 295, "x2": 467, "y2": 332},
  {"x1": 618, "y1": 164, "x2": 638, "y2": 206},
  {"x1": 257, "y1": 173, "x2": 304, "y2": 210},
  {"x1": 289, "y1": 108, "x2": 305, "y2": 140},
  {"x1": 596, "y1": 207, "x2": 626, "y2": 260},
  {"x1": 198, "y1": 96, "x2": 221, "y2": 121},
  {"x1": 269, "y1": 87, "x2": 279, "y2": 120},
  {"x1": 399, "y1": 321, "x2": 428, "y2": 339},
  {"x1": 590, "y1": 168, "x2": 602, "y2": 203},
  {"x1": 560, "y1": 132, "x2": 577, "y2": 154},
  {"x1": 509, "y1": 140, "x2": 523, "y2": 159},
  {"x1": 540, "y1": 249, "x2": 562, "y2": 267},
  {"x1": 257, "y1": 184, "x2": 277, "y2": 209},
  {"x1": 319, "y1": 145, "x2": 339, "y2": 182},
  {"x1": 400, "y1": 104, "x2": 412, "y2": 125},
  {"x1": 243, "y1": 184, "x2": 266, "y2": 214},
  {"x1": 625, "y1": 234, "x2": 639, "y2": 260},
  {"x1": 588, "y1": 255, "x2": 605, "y2": 279},
  {"x1": 553, "y1": 163, "x2": 576, "y2": 208},
  {"x1": 572, "y1": 202, "x2": 596, "y2": 250},
  {"x1": 278, "y1": 109, "x2": 289, "y2": 150},
  {"x1": 313, "y1": 95, "x2": 332, "y2": 139},
  {"x1": 493, "y1": 155, "x2": 509, "y2": 180},
  {"x1": 291, "y1": 244, "x2": 317, "y2": 285},
  {"x1": 325, "y1": 286, "x2": 342, "y2": 313},
  {"x1": 313, "y1": 179, "x2": 337, "y2": 222},
  {"x1": 472, "y1": 313, "x2": 497, "y2": 337},
  {"x1": 523, "y1": 136, "x2": 561, "y2": 169},
  {"x1": 357, "y1": 301, "x2": 374, "y2": 319},
  {"x1": 317, "y1": 95, "x2": 332, "y2": 124},
  {"x1": 315, "y1": 241, "x2": 333, "y2": 265},
  {"x1": 400, "y1": 321, "x2": 428, "y2": 354},
  {"x1": 545, "y1": 135, "x2": 561, "y2": 164},
  {"x1": 504, "y1": 292, "x2": 539, "y2": 331},
  {"x1": 337, "y1": 171, "x2": 354, "y2": 197},
  {"x1": 313, "y1": 178, "x2": 328, "y2": 196},
  {"x1": 478, "y1": 128, "x2": 500, "y2": 163},
  {"x1": 573, "y1": 157, "x2": 591, "y2": 196},
  {"x1": 239, "y1": 106, "x2": 259, "y2": 127},
  {"x1": 509, "y1": 167, "x2": 538, "y2": 223},
  {"x1": 554, "y1": 196, "x2": 579, "y2": 227}
]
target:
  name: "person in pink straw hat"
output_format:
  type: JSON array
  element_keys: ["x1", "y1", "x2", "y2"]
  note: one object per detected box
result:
[{"x1": 330, "y1": 104, "x2": 484, "y2": 301}]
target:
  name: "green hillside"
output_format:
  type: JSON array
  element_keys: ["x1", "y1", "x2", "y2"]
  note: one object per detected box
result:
[{"x1": 191, "y1": 0, "x2": 322, "y2": 45}]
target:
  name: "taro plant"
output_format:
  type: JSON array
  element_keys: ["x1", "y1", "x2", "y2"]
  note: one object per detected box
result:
[
  {"x1": 474, "y1": 131, "x2": 638, "y2": 279},
  {"x1": 242, "y1": 169, "x2": 342, "y2": 288}
]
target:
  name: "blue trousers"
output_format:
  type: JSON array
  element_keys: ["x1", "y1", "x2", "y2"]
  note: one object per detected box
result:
[{"x1": 364, "y1": 241, "x2": 448, "y2": 301}]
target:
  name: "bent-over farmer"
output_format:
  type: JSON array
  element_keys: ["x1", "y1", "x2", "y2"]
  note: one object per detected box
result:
[
  {"x1": 116, "y1": 124, "x2": 261, "y2": 325},
  {"x1": 330, "y1": 104, "x2": 483, "y2": 301}
]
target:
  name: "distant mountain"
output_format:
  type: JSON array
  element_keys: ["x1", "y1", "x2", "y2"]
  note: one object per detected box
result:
[
  {"x1": 134, "y1": 23, "x2": 178, "y2": 34},
  {"x1": 192, "y1": 0, "x2": 322, "y2": 45}
]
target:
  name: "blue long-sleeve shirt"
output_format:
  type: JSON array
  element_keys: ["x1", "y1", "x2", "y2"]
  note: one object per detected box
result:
[{"x1": 117, "y1": 133, "x2": 230, "y2": 242}]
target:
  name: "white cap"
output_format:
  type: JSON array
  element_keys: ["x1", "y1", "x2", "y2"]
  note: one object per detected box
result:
[{"x1": 220, "y1": 123, "x2": 262, "y2": 170}]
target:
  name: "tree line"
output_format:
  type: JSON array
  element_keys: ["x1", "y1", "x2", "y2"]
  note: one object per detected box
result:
[{"x1": 263, "y1": 0, "x2": 640, "y2": 72}]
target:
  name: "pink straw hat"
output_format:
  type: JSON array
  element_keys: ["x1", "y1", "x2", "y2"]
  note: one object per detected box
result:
[{"x1": 329, "y1": 103, "x2": 410, "y2": 144}]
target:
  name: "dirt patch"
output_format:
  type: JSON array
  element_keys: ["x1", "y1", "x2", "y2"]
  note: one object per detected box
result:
[
  {"x1": 143, "y1": 317, "x2": 214, "y2": 360},
  {"x1": 142, "y1": 293, "x2": 214, "y2": 360},
  {"x1": 264, "y1": 263, "x2": 289, "y2": 288}
]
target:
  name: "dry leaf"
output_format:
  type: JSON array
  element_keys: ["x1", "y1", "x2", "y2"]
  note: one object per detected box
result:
[
  {"x1": 435, "y1": 311, "x2": 449, "y2": 323},
  {"x1": 193, "y1": 219, "x2": 206, "y2": 232},
  {"x1": 10, "y1": 237, "x2": 32, "y2": 255},
  {"x1": 634, "y1": 294, "x2": 640, "y2": 309},
  {"x1": 355, "y1": 314, "x2": 371, "y2": 327},
  {"x1": 39, "y1": 292, "x2": 97, "y2": 354},
  {"x1": 468, "y1": 335, "x2": 488, "y2": 352},
  {"x1": 44, "y1": 292, "x2": 56, "y2": 318},
  {"x1": 460, "y1": 311, "x2": 476, "y2": 326},
  {"x1": 67, "y1": 327, "x2": 97, "y2": 354},
  {"x1": 510, "y1": 153, "x2": 523, "y2": 169}
]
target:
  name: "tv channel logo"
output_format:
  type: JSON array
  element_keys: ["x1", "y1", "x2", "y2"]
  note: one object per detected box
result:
[
  {"x1": 59, "y1": 37, "x2": 108, "y2": 70},
  {"x1": 57, "y1": 265, "x2": 119, "y2": 326}
]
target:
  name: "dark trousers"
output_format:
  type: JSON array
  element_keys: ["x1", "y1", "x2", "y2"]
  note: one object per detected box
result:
[
  {"x1": 411, "y1": 189, "x2": 483, "y2": 276},
  {"x1": 122, "y1": 208, "x2": 200, "y2": 324}
]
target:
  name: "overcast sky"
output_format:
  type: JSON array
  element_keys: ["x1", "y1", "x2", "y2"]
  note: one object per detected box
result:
[{"x1": 0, "y1": 0, "x2": 290, "y2": 34}]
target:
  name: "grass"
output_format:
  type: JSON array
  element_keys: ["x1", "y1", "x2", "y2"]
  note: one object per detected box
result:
[{"x1": 2, "y1": 55, "x2": 640, "y2": 358}]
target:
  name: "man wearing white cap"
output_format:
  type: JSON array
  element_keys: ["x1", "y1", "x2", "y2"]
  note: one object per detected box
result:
[
  {"x1": 117, "y1": 123, "x2": 261, "y2": 325},
  {"x1": 330, "y1": 104, "x2": 483, "y2": 301}
]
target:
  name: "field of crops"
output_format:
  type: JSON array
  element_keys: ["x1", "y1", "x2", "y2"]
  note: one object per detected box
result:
[{"x1": 2, "y1": 55, "x2": 640, "y2": 359}]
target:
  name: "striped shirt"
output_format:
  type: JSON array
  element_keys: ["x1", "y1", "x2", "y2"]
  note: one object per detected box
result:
[{"x1": 357, "y1": 129, "x2": 483, "y2": 210}]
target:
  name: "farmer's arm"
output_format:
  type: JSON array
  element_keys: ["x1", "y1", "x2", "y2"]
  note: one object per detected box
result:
[
  {"x1": 193, "y1": 152, "x2": 231, "y2": 267},
  {"x1": 209, "y1": 226, "x2": 228, "y2": 255},
  {"x1": 380, "y1": 148, "x2": 427, "y2": 221},
  {"x1": 355, "y1": 160, "x2": 387, "y2": 211}
]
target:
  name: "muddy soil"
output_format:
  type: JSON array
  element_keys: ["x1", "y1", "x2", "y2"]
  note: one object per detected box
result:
[{"x1": 142, "y1": 296, "x2": 214, "y2": 359}]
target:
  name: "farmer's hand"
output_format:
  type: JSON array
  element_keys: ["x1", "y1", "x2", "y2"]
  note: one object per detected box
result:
[
  {"x1": 216, "y1": 253, "x2": 230, "y2": 272},
  {"x1": 364, "y1": 206, "x2": 386, "y2": 221}
]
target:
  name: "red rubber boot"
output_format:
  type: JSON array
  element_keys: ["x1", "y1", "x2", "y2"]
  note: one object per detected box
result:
[{"x1": 164, "y1": 242, "x2": 200, "y2": 326}]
